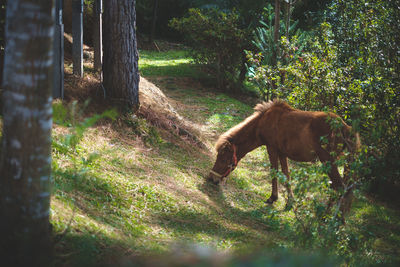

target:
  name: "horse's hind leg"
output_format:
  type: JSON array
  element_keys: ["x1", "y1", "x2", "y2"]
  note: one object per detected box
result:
[
  {"x1": 266, "y1": 148, "x2": 279, "y2": 204},
  {"x1": 315, "y1": 145, "x2": 353, "y2": 219},
  {"x1": 314, "y1": 145, "x2": 343, "y2": 190},
  {"x1": 279, "y1": 156, "x2": 294, "y2": 206}
]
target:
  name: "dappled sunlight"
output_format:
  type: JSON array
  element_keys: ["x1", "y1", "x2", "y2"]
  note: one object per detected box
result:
[
  {"x1": 51, "y1": 198, "x2": 127, "y2": 241},
  {"x1": 139, "y1": 50, "x2": 204, "y2": 78},
  {"x1": 48, "y1": 39, "x2": 400, "y2": 265},
  {"x1": 51, "y1": 81, "x2": 293, "y2": 259}
]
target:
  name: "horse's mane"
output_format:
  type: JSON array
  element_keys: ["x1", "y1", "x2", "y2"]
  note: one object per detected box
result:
[{"x1": 215, "y1": 100, "x2": 292, "y2": 152}]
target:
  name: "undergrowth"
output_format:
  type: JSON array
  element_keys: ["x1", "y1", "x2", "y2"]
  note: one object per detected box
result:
[{"x1": 50, "y1": 48, "x2": 400, "y2": 266}]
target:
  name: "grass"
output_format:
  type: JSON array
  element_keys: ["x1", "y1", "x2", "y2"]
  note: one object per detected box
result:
[
  {"x1": 139, "y1": 50, "x2": 205, "y2": 79},
  {"x1": 50, "y1": 47, "x2": 400, "y2": 266}
]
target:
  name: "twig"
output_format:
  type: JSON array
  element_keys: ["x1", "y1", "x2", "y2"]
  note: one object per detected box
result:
[{"x1": 153, "y1": 41, "x2": 161, "y2": 52}]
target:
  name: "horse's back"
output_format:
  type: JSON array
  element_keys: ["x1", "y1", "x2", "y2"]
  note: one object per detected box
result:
[
  {"x1": 262, "y1": 105, "x2": 352, "y2": 161},
  {"x1": 259, "y1": 108, "x2": 318, "y2": 161}
]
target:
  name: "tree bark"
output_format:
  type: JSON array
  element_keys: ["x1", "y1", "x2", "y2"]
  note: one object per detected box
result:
[
  {"x1": 93, "y1": 0, "x2": 103, "y2": 71},
  {"x1": 271, "y1": 0, "x2": 281, "y2": 100},
  {"x1": 273, "y1": 0, "x2": 280, "y2": 66},
  {"x1": 0, "y1": 0, "x2": 54, "y2": 265},
  {"x1": 149, "y1": 0, "x2": 158, "y2": 44},
  {"x1": 103, "y1": 0, "x2": 140, "y2": 111},
  {"x1": 285, "y1": 1, "x2": 290, "y2": 39},
  {"x1": 0, "y1": 0, "x2": 6, "y2": 86}
]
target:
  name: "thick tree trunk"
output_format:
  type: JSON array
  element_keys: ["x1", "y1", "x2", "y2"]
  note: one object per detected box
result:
[
  {"x1": 0, "y1": 0, "x2": 54, "y2": 265},
  {"x1": 103, "y1": 0, "x2": 140, "y2": 111}
]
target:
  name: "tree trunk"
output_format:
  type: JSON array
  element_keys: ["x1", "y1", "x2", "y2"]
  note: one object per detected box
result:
[
  {"x1": 103, "y1": 0, "x2": 140, "y2": 111},
  {"x1": 149, "y1": 0, "x2": 158, "y2": 44},
  {"x1": 273, "y1": 0, "x2": 280, "y2": 66},
  {"x1": 271, "y1": 0, "x2": 281, "y2": 100},
  {"x1": 0, "y1": 0, "x2": 6, "y2": 86},
  {"x1": 0, "y1": 0, "x2": 54, "y2": 265},
  {"x1": 93, "y1": 0, "x2": 103, "y2": 71},
  {"x1": 285, "y1": 1, "x2": 290, "y2": 39}
]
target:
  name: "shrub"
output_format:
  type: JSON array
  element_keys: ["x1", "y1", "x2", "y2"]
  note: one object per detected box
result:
[
  {"x1": 248, "y1": 0, "x2": 400, "y2": 204},
  {"x1": 328, "y1": 0, "x2": 400, "y2": 202},
  {"x1": 170, "y1": 8, "x2": 250, "y2": 91},
  {"x1": 247, "y1": 2, "x2": 400, "y2": 262}
]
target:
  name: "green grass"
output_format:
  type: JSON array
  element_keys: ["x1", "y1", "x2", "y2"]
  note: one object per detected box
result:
[
  {"x1": 51, "y1": 49, "x2": 400, "y2": 266},
  {"x1": 139, "y1": 50, "x2": 206, "y2": 79}
]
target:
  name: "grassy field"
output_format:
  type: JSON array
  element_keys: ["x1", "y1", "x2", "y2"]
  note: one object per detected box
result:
[{"x1": 50, "y1": 48, "x2": 400, "y2": 266}]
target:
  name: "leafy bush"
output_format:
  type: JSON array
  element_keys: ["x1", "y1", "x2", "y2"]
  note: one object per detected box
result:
[
  {"x1": 247, "y1": 4, "x2": 310, "y2": 101},
  {"x1": 248, "y1": 1, "x2": 400, "y2": 195},
  {"x1": 248, "y1": 0, "x2": 400, "y2": 202},
  {"x1": 170, "y1": 8, "x2": 249, "y2": 90},
  {"x1": 327, "y1": 0, "x2": 400, "y2": 201},
  {"x1": 247, "y1": 1, "x2": 400, "y2": 262}
]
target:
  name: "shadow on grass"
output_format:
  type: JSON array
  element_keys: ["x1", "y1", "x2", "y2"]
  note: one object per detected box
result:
[
  {"x1": 348, "y1": 197, "x2": 400, "y2": 265},
  {"x1": 52, "y1": 168, "x2": 150, "y2": 265},
  {"x1": 147, "y1": 179, "x2": 286, "y2": 254},
  {"x1": 52, "y1": 231, "x2": 130, "y2": 267},
  {"x1": 198, "y1": 180, "x2": 284, "y2": 229}
]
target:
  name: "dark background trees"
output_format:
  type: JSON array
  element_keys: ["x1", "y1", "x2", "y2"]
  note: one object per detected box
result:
[{"x1": 136, "y1": 0, "x2": 191, "y2": 41}]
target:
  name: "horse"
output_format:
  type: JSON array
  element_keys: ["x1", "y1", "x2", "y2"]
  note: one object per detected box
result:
[{"x1": 207, "y1": 100, "x2": 360, "y2": 209}]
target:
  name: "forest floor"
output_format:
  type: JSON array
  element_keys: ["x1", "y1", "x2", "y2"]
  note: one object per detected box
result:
[{"x1": 50, "y1": 39, "x2": 400, "y2": 266}]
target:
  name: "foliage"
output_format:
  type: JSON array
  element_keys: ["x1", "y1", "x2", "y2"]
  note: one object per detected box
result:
[
  {"x1": 290, "y1": 0, "x2": 332, "y2": 30},
  {"x1": 169, "y1": 0, "x2": 269, "y2": 91},
  {"x1": 50, "y1": 49, "x2": 400, "y2": 265},
  {"x1": 327, "y1": 0, "x2": 400, "y2": 201},
  {"x1": 246, "y1": 0, "x2": 400, "y2": 262},
  {"x1": 248, "y1": 0, "x2": 400, "y2": 203},
  {"x1": 52, "y1": 100, "x2": 117, "y2": 176},
  {"x1": 170, "y1": 8, "x2": 250, "y2": 90},
  {"x1": 247, "y1": 4, "x2": 310, "y2": 100}
]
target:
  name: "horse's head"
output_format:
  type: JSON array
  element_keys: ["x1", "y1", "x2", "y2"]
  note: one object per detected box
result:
[{"x1": 207, "y1": 141, "x2": 238, "y2": 185}]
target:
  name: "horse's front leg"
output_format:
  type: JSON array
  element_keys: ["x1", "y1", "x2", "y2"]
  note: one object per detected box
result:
[
  {"x1": 266, "y1": 148, "x2": 279, "y2": 204},
  {"x1": 314, "y1": 145, "x2": 344, "y2": 190},
  {"x1": 315, "y1": 144, "x2": 354, "y2": 218}
]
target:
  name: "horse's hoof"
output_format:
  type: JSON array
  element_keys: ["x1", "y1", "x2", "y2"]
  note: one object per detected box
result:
[{"x1": 265, "y1": 196, "x2": 278, "y2": 204}]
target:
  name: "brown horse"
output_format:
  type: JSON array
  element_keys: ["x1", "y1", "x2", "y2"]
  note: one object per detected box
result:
[{"x1": 207, "y1": 100, "x2": 360, "y2": 206}]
